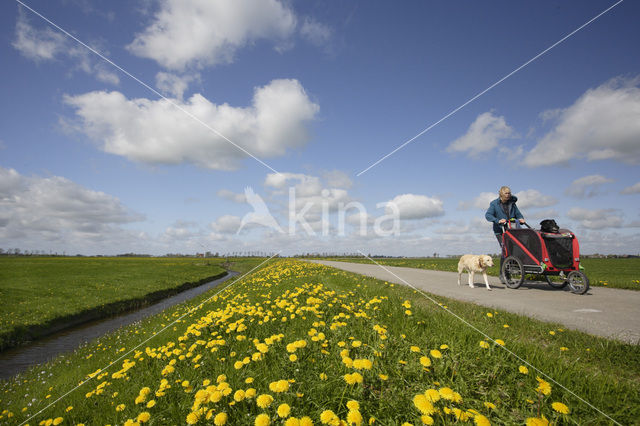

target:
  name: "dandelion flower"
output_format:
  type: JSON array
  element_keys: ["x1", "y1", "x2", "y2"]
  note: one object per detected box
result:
[
  {"x1": 525, "y1": 417, "x2": 549, "y2": 426},
  {"x1": 479, "y1": 341, "x2": 489, "y2": 349},
  {"x1": 419, "y1": 356, "x2": 431, "y2": 367},
  {"x1": 535, "y1": 377, "x2": 552, "y2": 396},
  {"x1": 146, "y1": 400, "x2": 156, "y2": 408},
  {"x1": 255, "y1": 413, "x2": 271, "y2": 426},
  {"x1": 116, "y1": 404, "x2": 126, "y2": 412},
  {"x1": 483, "y1": 402, "x2": 496, "y2": 410},
  {"x1": 300, "y1": 416, "x2": 313, "y2": 426},
  {"x1": 53, "y1": 418, "x2": 63, "y2": 425},
  {"x1": 424, "y1": 389, "x2": 440, "y2": 403},
  {"x1": 257, "y1": 394, "x2": 274, "y2": 408},
  {"x1": 277, "y1": 404, "x2": 291, "y2": 418},
  {"x1": 186, "y1": 412, "x2": 200, "y2": 425},
  {"x1": 137, "y1": 412, "x2": 151, "y2": 423},
  {"x1": 429, "y1": 349, "x2": 442, "y2": 359},
  {"x1": 551, "y1": 402, "x2": 570, "y2": 414},
  {"x1": 474, "y1": 414, "x2": 491, "y2": 426},
  {"x1": 319, "y1": 373, "x2": 328, "y2": 380},
  {"x1": 214, "y1": 412, "x2": 228, "y2": 425},
  {"x1": 519, "y1": 365, "x2": 529, "y2": 374},
  {"x1": 320, "y1": 410, "x2": 338, "y2": 424},
  {"x1": 347, "y1": 410, "x2": 363, "y2": 425},
  {"x1": 378, "y1": 374, "x2": 388, "y2": 381},
  {"x1": 413, "y1": 394, "x2": 435, "y2": 415},
  {"x1": 285, "y1": 418, "x2": 301, "y2": 426},
  {"x1": 420, "y1": 415, "x2": 434, "y2": 425},
  {"x1": 346, "y1": 400, "x2": 360, "y2": 411},
  {"x1": 410, "y1": 346, "x2": 421, "y2": 353},
  {"x1": 438, "y1": 387, "x2": 455, "y2": 401},
  {"x1": 495, "y1": 339, "x2": 505, "y2": 346}
]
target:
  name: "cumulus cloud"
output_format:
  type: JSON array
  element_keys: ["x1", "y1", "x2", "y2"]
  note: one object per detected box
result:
[
  {"x1": 447, "y1": 112, "x2": 515, "y2": 157},
  {"x1": 0, "y1": 167, "x2": 142, "y2": 246},
  {"x1": 211, "y1": 215, "x2": 242, "y2": 234},
  {"x1": 155, "y1": 72, "x2": 199, "y2": 99},
  {"x1": 621, "y1": 182, "x2": 640, "y2": 195},
  {"x1": 514, "y1": 189, "x2": 558, "y2": 209},
  {"x1": 13, "y1": 10, "x2": 119, "y2": 84},
  {"x1": 385, "y1": 194, "x2": 444, "y2": 220},
  {"x1": 564, "y1": 174, "x2": 615, "y2": 198},
  {"x1": 162, "y1": 221, "x2": 201, "y2": 240},
  {"x1": 127, "y1": 0, "x2": 297, "y2": 70},
  {"x1": 567, "y1": 207, "x2": 623, "y2": 229},
  {"x1": 524, "y1": 77, "x2": 640, "y2": 167},
  {"x1": 64, "y1": 79, "x2": 319, "y2": 170}
]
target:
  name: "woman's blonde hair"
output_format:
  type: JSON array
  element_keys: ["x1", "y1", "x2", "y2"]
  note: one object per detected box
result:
[{"x1": 499, "y1": 186, "x2": 511, "y2": 201}]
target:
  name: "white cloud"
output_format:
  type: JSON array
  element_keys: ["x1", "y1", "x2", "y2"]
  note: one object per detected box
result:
[
  {"x1": 514, "y1": 189, "x2": 558, "y2": 209},
  {"x1": 0, "y1": 166, "x2": 142, "y2": 247},
  {"x1": 458, "y1": 192, "x2": 495, "y2": 210},
  {"x1": 524, "y1": 77, "x2": 640, "y2": 167},
  {"x1": 386, "y1": 194, "x2": 444, "y2": 220},
  {"x1": 524, "y1": 209, "x2": 560, "y2": 222},
  {"x1": 567, "y1": 207, "x2": 623, "y2": 230},
  {"x1": 621, "y1": 182, "x2": 640, "y2": 195},
  {"x1": 127, "y1": 0, "x2": 297, "y2": 70},
  {"x1": 64, "y1": 79, "x2": 319, "y2": 170},
  {"x1": 564, "y1": 174, "x2": 615, "y2": 198},
  {"x1": 13, "y1": 11, "x2": 119, "y2": 84},
  {"x1": 156, "y1": 72, "x2": 199, "y2": 99},
  {"x1": 323, "y1": 170, "x2": 353, "y2": 189},
  {"x1": 447, "y1": 112, "x2": 515, "y2": 157},
  {"x1": 162, "y1": 221, "x2": 201, "y2": 240},
  {"x1": 217, "y1": 189, "x2": 246, "y2": 203},
  {"x1": 211, "y1": 215, "x2": 242, "y2": 234},
  {"x1": 300, "y1": 17, "x2": 332, "y2": 47}
]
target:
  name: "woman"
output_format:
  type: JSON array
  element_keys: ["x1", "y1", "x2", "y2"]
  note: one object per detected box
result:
[{"x1": 485, "y1": 186, "x2": 525, "y2": 282}]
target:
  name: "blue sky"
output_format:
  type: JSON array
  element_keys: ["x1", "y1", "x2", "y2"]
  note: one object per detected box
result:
[{"x1": 1, "y1": 0, "x2": 639, "y2": 256}]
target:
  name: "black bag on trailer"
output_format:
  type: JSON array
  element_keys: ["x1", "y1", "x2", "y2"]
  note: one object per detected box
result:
[{"x1": 540, "y1": 219, "x2": 559, "y2": 233}]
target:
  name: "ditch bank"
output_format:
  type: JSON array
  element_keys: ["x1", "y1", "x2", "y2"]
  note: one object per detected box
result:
[{"x1": 0, "y1": 270, "x2": 228, "y2": 353}]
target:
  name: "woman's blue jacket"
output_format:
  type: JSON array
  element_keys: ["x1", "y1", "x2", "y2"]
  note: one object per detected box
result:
[{"x1": 485, "y1": 196, "x2": 524, "y2": 234}]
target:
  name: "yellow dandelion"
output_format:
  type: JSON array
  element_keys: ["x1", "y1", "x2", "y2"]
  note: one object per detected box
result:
[
  {"x1": 255, "y1": 413, "x2": 271, "y2": 426},
  {"x1": 146, "y1": 400, "x2": 156, "y2": 408},
  {"x1": 214, "y1": 412, "x2": 228, "y2": 425},
  {"x1": 479, "y1": 341, "x2": 490, "y2": 349},
  {"x1": 438, "y1": 387, "x2": 455, "y2": 400},
  {"x1": 413, "y1": 394, "x2": 435, "y2": 415},
  {"x1": 186, "y1": 412, "x2": 200, "y2": 425},
  {"x1": 320, "y1": 373, "x2": 328, "y2": 380},
  {"x1": 53, "y1": 418, "x2": 63, "y2": 426},
  {"x1": 424, "y1": 389, "x2": 440, "y2": 403},
  {"x1": 320, "y1": 410, "x2": 338, "y2": 424},
  {"x1": 429, "y1": 349, "x2": 442, "y2": 359},
  {"x1": 300, "y1": 416, "x2": 313, "y2": 426},
  {"x1": 285, "y1": 418, "x2": 301, "y2": 426},
  {"x1": 483, "y1": 402, "x2": 496, "y2": 410},
  {"x1": 277, "y1": 404, "x2": 291, "y2": 418},
  {"x1": 536, "y1": 377, "x2": 552, "y2": 396},
  {"x1": 519, "y1": 365, "x2": 529, "y2": 375},
  {"x1": 257, "y1": 394, "x2": 274, "y2": 408},
  {"x1": 346, "y1": 400, "x2": 360, "y2": 411},
  {"x1": 419, "y1": 356, "x2": 431, "y2": 367},
  {"x1": 474, "y1": 413, "x2": 491, "y2": 426},
  {"x1": 487, "y1": 313, "x2": 493, "y2": 318},
  {"x1": 137, "y1": 412, "x2": 150, "y2": 423},
  {"x1": 116, "y1": 404, "x2": 126, "y2": 412},
  {"x1": 410, "y1": 346, "x2": 421, "y2": 353},
  {"x1": 379, "y1": 374, "x2": 388, "y2": 381},
  {"x1": 551, "y1": 402, "x2": 570, "y2": 414},
  {"x1": 495, "y1": 339, "x2": 505, "y2": 346},
  {"x1": 525, "y1": 417, "x2": 549, "y2": 426},
  {"x1": 347, "y1": 410, "x2": 363, "y2": 425},
  {"x1": 420, "y1": 415, "x2": 434, "y2": 425}
]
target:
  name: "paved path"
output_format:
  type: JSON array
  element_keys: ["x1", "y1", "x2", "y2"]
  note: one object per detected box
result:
[{"x1": 310, "y1": 260, "x2": 640, "y2": 345}]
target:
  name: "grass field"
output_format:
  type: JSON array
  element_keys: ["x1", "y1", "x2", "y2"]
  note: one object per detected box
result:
[
  {"x1": 316, "y1": 257, "x2": 640, "y2": 291},
  {"x1": 0, "y1": 257, "x2": 229, "y2": 351},
  {"x1": 1, "y1": 259, "x2": 637, "y2": 425}
]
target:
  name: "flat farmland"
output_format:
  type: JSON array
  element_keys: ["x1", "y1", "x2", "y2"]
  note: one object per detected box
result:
[
  {"x1": 0, "y1": 257, "x2": 227, "y2": 350},
  {"x1": 0, "y1": 260, "x2": 637, "y2": 425}
]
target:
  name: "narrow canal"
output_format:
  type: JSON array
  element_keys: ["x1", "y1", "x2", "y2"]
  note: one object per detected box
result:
[{"x1": 0, "y1": 271, "x2": 238, "y2": 380}]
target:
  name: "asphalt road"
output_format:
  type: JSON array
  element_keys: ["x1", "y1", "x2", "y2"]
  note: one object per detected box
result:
[{"x1": 310, "y1": 260, "x2": 640, "y2": 345}]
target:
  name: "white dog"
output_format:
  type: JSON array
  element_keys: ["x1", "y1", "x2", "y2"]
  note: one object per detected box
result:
[{"x1": 457, "y1": 254, "x2": 494, "y2": 290}]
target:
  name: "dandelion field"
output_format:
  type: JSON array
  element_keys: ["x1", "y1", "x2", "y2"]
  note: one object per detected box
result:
[
  {"x1": 1, "y1": 260, "x2": 639, "y2": 425},
  {"x1": 318, "y1": 257, "x2": 640, "y2": 290},
  {"x1": 0, "y1": 257, "x2": 227, "y2": 351}
]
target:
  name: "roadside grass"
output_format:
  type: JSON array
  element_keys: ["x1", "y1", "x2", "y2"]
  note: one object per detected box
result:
[
  {"x1": 1, "y1": 259, "x2": 637, "y2": 425},
  {"x1": 317, "y1": 257, "x2": 640, "y2": 290},
  {"x1": 0, "y1": 257, "x2": 229, "y2": 351}
]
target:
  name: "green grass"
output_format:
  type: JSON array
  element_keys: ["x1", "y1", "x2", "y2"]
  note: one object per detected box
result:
[
  {"x1": 1, "y1": 259, "x2": 637, "y2": 425},
  {"x1": 0, "y1": 257, "x2": 229, "y2": 351},
  {"x1": 317, "y1": 257, "x2": 640, "y2": 290}
]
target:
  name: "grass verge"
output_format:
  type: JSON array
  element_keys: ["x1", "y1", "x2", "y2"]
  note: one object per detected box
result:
[{"x1": 0, "y1": 259, "x2": 637, "y2": 425}]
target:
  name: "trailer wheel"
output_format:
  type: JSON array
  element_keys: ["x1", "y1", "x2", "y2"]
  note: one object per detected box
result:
[
  {"x1": 567, "y1": 271, "x2": 589, "y2": 295},
  {"x1": 545, "y1": 275, "x2": 568, "y2": 289},
  {"x1": 502, "y1": 256, "x2": 524, "y2": 289}
]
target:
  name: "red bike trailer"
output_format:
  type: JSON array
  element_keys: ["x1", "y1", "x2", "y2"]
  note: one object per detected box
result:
[{"x1": 500, "y1": 220, "x2": 589, "y2": 294}]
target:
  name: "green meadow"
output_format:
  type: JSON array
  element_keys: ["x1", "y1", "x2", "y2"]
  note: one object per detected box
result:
[
  {"x1": 0, "y1": 256, "x2": 228, "y2": 351},
  {"x1": 0, "y1": 260, "x2": 637, "y2": 425},
  {"x1": 318, "y1": 257, "x2": 640, "y2": 290}
]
